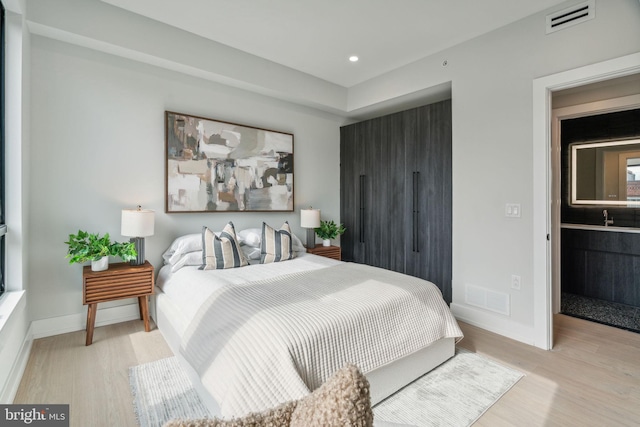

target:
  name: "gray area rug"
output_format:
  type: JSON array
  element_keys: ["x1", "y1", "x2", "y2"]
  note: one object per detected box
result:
[
  {"x1": 373, "y1": 348, "x2": 524, "y2": 426},
  {"x1": 129, "y1": 349, "x2": 523, "y2": 427},
  {"x1": 130, "y1": 357, "x2": 212, "y2": 427}
]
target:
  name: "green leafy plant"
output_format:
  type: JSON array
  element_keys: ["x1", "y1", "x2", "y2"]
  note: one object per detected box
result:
[
  {"x1": 314, "y1": 220, "x2": 346, "y2": 240},
  {"x1": 64, "y1": 230, "x2": 137, "y2": 264},
  {"x1": 109, "y1": 241, "x2": 138, "y2": 261}
]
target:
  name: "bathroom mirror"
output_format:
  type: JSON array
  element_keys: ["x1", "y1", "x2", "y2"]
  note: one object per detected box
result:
[{"x1": 571, "y1": 138, "x2": 640, "y2": 206}]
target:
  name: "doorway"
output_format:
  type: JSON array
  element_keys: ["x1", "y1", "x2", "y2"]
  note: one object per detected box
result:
[
  {"x1": 552, "y1": 104, "x2": 640, "y2": 333},
  {"x1": 532, "y1": 52, "x2": 640, "y2": 350}
]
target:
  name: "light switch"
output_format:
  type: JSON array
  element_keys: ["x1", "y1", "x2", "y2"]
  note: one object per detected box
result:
[{"x1": 505, "y1": 203, "x2": 521, "y2": 218}]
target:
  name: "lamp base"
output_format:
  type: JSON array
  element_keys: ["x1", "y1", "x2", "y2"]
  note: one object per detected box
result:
[
  {"x1": 306, "y1": 229, "x2": 316, "y2": 249},
  {"x1": 130, "y1": 237, "x2": 145, "y2": 266}
]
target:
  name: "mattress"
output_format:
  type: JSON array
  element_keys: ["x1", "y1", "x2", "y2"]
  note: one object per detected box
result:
[
  {"x1": 156, "y1": 252, "x2": 341, "y2": 337},
  {"x1": 153, "y1": 253, "x2": 461, "y2": 418}
]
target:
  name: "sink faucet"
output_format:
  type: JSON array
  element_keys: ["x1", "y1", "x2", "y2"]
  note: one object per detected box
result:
[{"x1": 603, "y1": 209, "x2": 614, "y2": 227}]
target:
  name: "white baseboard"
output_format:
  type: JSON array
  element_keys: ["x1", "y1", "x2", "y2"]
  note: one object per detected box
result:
[
  {"x1": 0, "y1": 323, "x2": 34, "y2": 403},
  {"x1": 31, "y1": 303, "x2": 141, "y2": 339},
  {"x1": 451, "y1": 302, "x2": 535, "y2": 346}
]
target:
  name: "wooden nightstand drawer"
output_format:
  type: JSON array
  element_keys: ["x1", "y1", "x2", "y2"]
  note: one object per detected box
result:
[
  {"x1": 82, "y1": 261, "x2": 154, "y2": 345},
  {"x1": 307, "y1": 245, "x2": 341, "y2": 260},
  {"x1": 84, "y1": 272, "x2": 152, "y2": 303},
  {"x1": 83, "y1": 262, "x2": 154, "y2": 304}
]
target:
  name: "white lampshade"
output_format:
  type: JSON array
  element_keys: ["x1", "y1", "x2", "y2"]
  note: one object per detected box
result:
[
  {"x1": 300, "y1": 208, "x2": 321, "y2": 228},
  {"x1": 121, "y1": 207, "x2": 155, "y2": 237}
]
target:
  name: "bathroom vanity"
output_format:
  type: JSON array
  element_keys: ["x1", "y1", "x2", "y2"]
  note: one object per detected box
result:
[{"x1": 561, "y1": 224, "x2": 640, "y2": 307}]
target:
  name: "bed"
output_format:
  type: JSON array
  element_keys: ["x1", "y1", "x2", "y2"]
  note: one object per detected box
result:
[{"x1": 151, "y1": 232, "x2": 463, "y2": 419}]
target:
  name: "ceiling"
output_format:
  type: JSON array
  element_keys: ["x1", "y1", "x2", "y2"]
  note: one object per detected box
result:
[{"x1": 100, "y1": 0, "x2": 569, "y2": 88}]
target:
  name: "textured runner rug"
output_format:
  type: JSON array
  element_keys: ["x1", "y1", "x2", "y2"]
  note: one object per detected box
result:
[
  {"x1": 373, "y1": 348, "x2": 523, "y2": 426},
  {"x1": 129, "y1": 348, "x2": 523, "y2": 427},
  {"x1": 130, "y1": 357, "x2": 211, "y2": 427}
]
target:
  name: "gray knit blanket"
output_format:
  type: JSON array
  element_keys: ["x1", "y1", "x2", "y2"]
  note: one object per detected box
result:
[{"x1": 180, "y1": 262, "x2": 463, "y2": 417}]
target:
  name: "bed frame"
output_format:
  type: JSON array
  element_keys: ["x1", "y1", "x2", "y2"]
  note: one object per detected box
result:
[{"x1": 151, "y1": 288, "x2": 455, "y2": 417}]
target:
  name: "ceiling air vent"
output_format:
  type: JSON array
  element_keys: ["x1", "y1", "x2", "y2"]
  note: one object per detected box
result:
[{"x1": 546, "y1": 0, "x2": 595, "y2": 34}]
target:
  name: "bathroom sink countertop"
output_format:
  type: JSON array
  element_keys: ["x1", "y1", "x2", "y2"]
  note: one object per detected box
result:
[{"x1": 561, "y1": 223, "x2": 640, "y2": 234}]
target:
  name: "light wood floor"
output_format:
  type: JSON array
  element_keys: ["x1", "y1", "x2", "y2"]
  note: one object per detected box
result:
[
  {"x1": 14, "y1": 320, "x2": 173, "y2": 427},
  {"x1": 13, "y1": 315, "x2": 640, "y2": 426}
]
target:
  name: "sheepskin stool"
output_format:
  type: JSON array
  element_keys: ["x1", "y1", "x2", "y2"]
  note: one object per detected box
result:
[{"x1": 163, "y1": 363, "x2": 373, "y2": 427}]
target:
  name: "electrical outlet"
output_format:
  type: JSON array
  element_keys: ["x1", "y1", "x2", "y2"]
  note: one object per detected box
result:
[{"x1": 511, "y1": 274, "x2": 521, "y2": 290}]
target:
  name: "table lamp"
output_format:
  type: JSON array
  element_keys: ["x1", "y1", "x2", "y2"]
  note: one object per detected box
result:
[
  {"x1": 121, "y1": 206, "x2": 155, "y2": 265},
  {"x1": 300, "y1": 208, "x2": 320, "y2": 249}
]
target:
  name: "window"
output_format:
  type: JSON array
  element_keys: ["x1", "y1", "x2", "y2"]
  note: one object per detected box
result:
[{"x1": 0, "y1": 1, "x2": 5, "y2": 297}]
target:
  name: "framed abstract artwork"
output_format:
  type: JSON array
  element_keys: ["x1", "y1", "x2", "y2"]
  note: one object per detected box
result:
[{"x1": 165, "y1": 111, "x2": 294, "y2": 213}]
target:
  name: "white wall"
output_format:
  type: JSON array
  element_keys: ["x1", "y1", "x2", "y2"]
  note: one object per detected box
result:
[
  {"x1": 350, "y1": 0, "x2": 640, "y2": 342},
  {"x1": 449, "y1": 1, "x2": 638, "y2": 342},
  {"x1": 553, "y1": 73, "x2": 640, "y2": 108},
  {"x1": 28, "y1": 36, "x2": 344, "y2": 324},
  {"x1": 26, "y1": 0, "x2": 348, "y2": 115},
  {"x1": 5, "y1": 6, "x2": 29, "y2": 294},
  {"x1": 19, "y1": 0, "x2": 640, "y2": 346},
  {"x1": 0, "y1": 1, "x2": 32, "y2": 402}
]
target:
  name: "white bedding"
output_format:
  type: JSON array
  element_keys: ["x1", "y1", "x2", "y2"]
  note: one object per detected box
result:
[
  {"x1": 158, "y1": 255, "x2": 463, "y2": 418},
  {"x1": 157, "y1": 253, "x2": 341, "y2": 336}
]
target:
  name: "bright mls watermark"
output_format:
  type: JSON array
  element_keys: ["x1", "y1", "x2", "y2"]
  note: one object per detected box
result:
[{"x1": 0, "y1": 405, "x2": 69, "y2": 426}]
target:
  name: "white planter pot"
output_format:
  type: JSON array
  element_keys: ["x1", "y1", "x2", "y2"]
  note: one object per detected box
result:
[
  {"x1": 322, "y1": 239, "x2": 331, "y2": 247},
  {"x1": 91, "y1": 257, "x2": 109, "y2": 272}
]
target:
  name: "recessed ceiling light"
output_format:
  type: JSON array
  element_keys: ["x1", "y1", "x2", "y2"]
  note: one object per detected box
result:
[{"x1": 349, "y1": 56, "x2": 359, "y2": 62}]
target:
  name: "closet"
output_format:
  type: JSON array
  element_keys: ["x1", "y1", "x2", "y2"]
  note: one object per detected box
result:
[{"x1": 340, "y1": 99, "x2": 452, "y2": 302}]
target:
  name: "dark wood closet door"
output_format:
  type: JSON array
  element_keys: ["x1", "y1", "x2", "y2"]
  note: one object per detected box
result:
[
  {"x1": 340, "y1": 100, "x2": 452, "y2": 303},
  {"x1": 340, "y1": 122, "x2": 366, "y2": 263},
  {"x1": 404, "y1": 100, "x2": 452, "y2": 302},
  {"x1": 365, "y1": 112, "x2": 406, "y2": 273}
]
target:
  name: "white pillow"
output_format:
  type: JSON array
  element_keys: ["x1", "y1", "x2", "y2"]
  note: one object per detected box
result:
[
  {"x1": 238, "y1": 227, "x2": 306, "y2": 252},
  {"x1": 292, "y1": 233, "x2": 306, "y2": 253},
  {"x1": 241, "y1": 245, "x2": 261, "y2": 260},
  {"x1": 162, "y1": 233, "x2": 202, "y2": 265},
  {"x1": 237, "y1": 228, "x2": 261, "y2": 247},
  {"x1": 170, "y1": 251, "x2": 203, "y2": 272}
]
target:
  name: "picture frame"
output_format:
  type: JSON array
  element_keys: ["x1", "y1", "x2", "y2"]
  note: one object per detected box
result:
[{"x1": 165, "y1": 111, "x2": 294, "y2": 213}]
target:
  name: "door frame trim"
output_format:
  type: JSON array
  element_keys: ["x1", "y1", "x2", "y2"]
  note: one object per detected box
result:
[{"x1": 532, "y1": 52, "x2": 640, "y2": 350}]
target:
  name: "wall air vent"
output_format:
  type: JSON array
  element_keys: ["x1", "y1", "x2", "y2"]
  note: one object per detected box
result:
[
  {"x1": 465, "y1": 284, "x2": 510, "y2": 316},
  {"x1": 546, "y1": 0, "x2": 595, "y2": 34}
]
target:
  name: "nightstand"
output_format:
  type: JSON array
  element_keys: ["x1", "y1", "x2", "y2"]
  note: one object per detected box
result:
[
  {"x1": 82, "y1": 261, "x2": 154, "y2": 346},
  {"x1": 307, "y1": 245, "x2": 341, "y2": 261}
]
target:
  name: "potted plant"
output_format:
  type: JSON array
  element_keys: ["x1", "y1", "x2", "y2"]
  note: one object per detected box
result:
[
  {"x1": 314, "y1": 220, "x2": 346, "y2": 247},
  {"x1": 65, "y1": 230, "x2": 137, "y2": 271}
]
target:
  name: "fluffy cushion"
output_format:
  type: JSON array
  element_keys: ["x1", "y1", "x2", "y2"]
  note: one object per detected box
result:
[
  {"x1": 237, "y1": 228, "x2": 262, "y2": 248},
  {"x1": 241, "y1": 245, "x2": 261, "y2": 261},
  {"x1": 201, "y1": 222, "x2": 248, "y2": 270},
  {"x1": 239, "y1": 228, "x2": 306, "y2": 253},
  {"x1": 164, "y1": 225, "x2": 307, "y2": 269},
  {"x1": 170, "y1": 251, "x2": 203, "y2": 272},
  {"x1": 162, "y1": 364, "x2": 372, "y2": 427},
  {"x1": 261, "y1": 222, "x2": 295, "y2": 264},
  {"x1": 163, "y1": 233, "x2": 202, "y2": 265}
]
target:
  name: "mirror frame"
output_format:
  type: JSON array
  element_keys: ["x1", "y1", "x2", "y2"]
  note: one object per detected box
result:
[{"x1": 570, "y1": 138, "x2": 640, "y2": 206}]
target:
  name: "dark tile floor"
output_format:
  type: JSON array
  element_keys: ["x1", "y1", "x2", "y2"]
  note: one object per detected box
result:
[{"x1": 561, "y1": 293, "x2": 640, "y2": 333}]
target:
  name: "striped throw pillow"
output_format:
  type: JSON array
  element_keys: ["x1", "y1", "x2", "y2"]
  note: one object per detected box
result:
[
  {"x1": 200, "y1": 222, "x2": 248, "y2": 270},
  {"x1": 261, "y1": 222, "x2": 295, "y2": 264}
]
